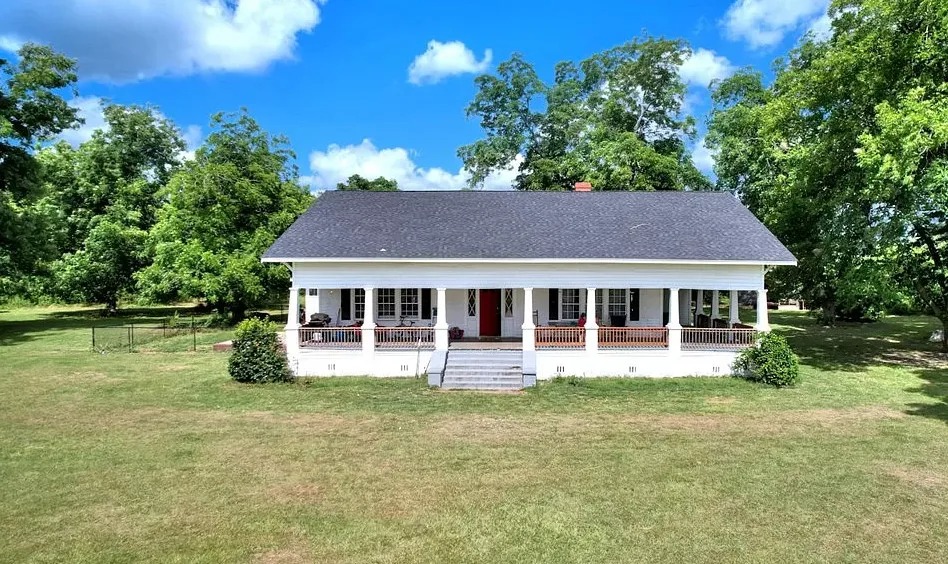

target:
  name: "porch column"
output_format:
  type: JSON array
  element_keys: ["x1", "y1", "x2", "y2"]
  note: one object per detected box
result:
[
  {"x1": 434, "y1": 288, "x2": 448, "y2": 350},
  {"x1": 522, "y1": 287, "x2": 535, "y2": 351},
  {"x1": 585, "y1": 287, "x2": 598, "y2": 353},
  {"x1": 711, "y1": 290, "x2": 720, "y2": 320},
  {"x1": 678, "y1": 289, "x2": 691, "y2": 326},
  {"x1": 695, "y1": 289, "x2": 705, "y2": 320},
  {"x1": 362, "y1": 286, "x2": 376, "y2": 354},
  {"x1": 667, "y1": 287, "x2": 681, "y2": 354},
  {"x1": 285, "y1": 286, "x2": 300, "y2": 360},
  {"x1": 729, "y1": 290, "x2": 740, "y2": 326},
  {"x1": 756, "y1": 288, "x2": 770, "y2": 332}
]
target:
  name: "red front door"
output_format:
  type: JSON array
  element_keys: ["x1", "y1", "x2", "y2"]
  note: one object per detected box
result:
[{"x1": 479, "y1": 289, "x2": 502, "y2": 337}]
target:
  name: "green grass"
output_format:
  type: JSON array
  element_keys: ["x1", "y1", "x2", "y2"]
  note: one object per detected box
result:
[{"x1": 0, "y1": 305, "x2": 946, "y2": 563}]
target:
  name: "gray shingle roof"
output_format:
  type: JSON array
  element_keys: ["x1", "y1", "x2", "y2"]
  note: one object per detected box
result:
[{"x1": 263, "y1": 191, "x2": 796, "y2": 263}]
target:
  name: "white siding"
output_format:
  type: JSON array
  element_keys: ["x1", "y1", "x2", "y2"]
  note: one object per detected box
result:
[{"x1": 292, "y1": 261, "x2": 764, "y2": 291}]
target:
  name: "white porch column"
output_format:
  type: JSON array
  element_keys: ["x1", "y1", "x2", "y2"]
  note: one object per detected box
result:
[
  {"x1": 695, "y1": 289, "x2": 705, "y2": 320},
  {"x1": 756, "y1": 288, "x2": 770, "y2": 332},
  {"x1": 585, "y1": 286, "x2": 598, "y2": 353},
  {"x1": 285, "y1": 286, "x2": 300, "y2": 359},
  {"x1": 729, "y1": 290, "x2": 740, "y2": 326},
  {"x1": 711, "y1": 290, "x2": 720, "y2": 320},
  {"x1": 522, "y1": 287, "x2": 535, "y2": 351},
  {"x1": 667, "y1": 287, "x2": 681, "y2": 354},
  {"x1": 434, "y1": 288, "x2": 448, "y2": 350},
  {"x1": 362, "y1": 287, "x2": 376, "y2": 354}
]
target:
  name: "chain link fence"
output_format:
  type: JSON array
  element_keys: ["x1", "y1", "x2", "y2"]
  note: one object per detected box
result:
[{"x1": 92, "y1": 318, "x2": 200, "y2": 353}]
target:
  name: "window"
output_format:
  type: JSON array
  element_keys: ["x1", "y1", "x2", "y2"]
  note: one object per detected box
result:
[
  {"x1": 467, "y1": 289, "x2": 476, "y2": 317},
  {"x1": 561, "y1": 289, "x2": 580, "y2": 320},
  {"x1": 354, "y1": 288, "x2": 365, "y2": 320},
  {"x1": 341, "y1": 289, "x2": 351, "y2": 320},
  {"x1": 595, "y1": 289, "x2": 604, "y2": 322},
  {"x1": 608, "y1": 289, "x2": 627, "y2": 319},
  {"x1": 377, "y1": 288, "x2": 396, "y2": 319},
  {"x1": 400, "y1": 288, "x2": 419, "y2": 318},
  {"x1": 503, "y1": 288, "x2": 514, "y2": 317},
  {"x1": 308, "y1": 288, "x2": 318, "y2": 296}
]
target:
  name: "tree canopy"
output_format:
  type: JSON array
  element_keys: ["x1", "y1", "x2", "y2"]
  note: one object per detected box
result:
[
  {"x1": 707, "y1": 0, "x2": 948, "y2": 343},
  {"x1": 137, "y1": 110, "x2": 312, "y2": 321},
  {"x1": 460, "y1": 37, "x2": 711, "y2": 191},
  {"x1": 336, "y1": 174, "x2": 398, "y2": 191},
  {"x1": 0, "y1": 44, "x2": 79, "y2": 298}
]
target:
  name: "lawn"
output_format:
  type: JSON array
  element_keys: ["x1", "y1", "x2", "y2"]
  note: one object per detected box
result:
[{"x1": 0, "y1": 306, "x2": 946, "y2": 563}]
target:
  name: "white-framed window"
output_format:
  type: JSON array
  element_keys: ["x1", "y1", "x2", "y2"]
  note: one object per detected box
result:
[
  {"x1": 400, "y1": 288, "x2": 419, "y2": 319},
  {"x1": 561, "y1": 288, "x2": 580, "y2": 320},
  {"x1": 354, "y1": 288, "x2": 365, "y2": 320},
  {"x1": 377, "y1": 288, "x2": 396, "y2": 319},
  {"x1": 503, "y1": 288, "x2": 514, "y2": 317},
  {"x1": 608, "y1": 289, "x2": 627, "y2": 319},
  {"x1": 467, "y1": 289, "x2": 476, "y2": 317},
  {"x1": 595, "y1": 289, "x2": 604, "y2": 322}
]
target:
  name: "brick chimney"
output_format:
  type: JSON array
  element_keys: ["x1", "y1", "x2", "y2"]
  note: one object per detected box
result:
[{"x1": 574, "y1": 181, "x2": 592, "y2": 192}]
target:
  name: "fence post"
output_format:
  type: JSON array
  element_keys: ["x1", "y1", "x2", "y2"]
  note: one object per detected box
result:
[
  {"x1": 192, "y1": 316, "x2": 196, "y2": 351},
  {"x1": 128, "y1": 326, "x2": 132, "y2": 353},
  {"x1": 92, "y1": 326, "x2": 96, "y2": 350}
]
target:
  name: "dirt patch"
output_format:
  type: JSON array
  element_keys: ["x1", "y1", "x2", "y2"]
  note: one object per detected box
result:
[
  {"x1": 252, "y1": 544, "x2": 313, "y2": 564},
  {"x1": 61, "y1": 371, "x2": 118, "y2": 383},
  {"x1": 265, "y1": 482, "x2": 324, "y2": 505},
  {"x1": 883, "y1": 465, "x2": 948, "y2": 490}
]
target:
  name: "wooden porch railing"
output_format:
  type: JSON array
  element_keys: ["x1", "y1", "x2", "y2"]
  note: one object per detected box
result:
[
  {"x1": 598, "y1": 327, "x2": 668, "y2": 349},
  {"x1": 681, "y1": 328, "x2": 757, "y2": 350},
  {"x1": 535, "y1": 326, "x2": 585, "y2": 349},
  {"x1": 298, "y1": 327, "x2": 361, "y2": 349},
  {"x1": 375, "y1": 326, "x2": 435, "y2": 349}
]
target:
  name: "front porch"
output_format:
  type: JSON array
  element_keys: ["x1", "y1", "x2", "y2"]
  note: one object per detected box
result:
[{"x1": 284, "y1": 284, "x2": 771, "y2": 383}]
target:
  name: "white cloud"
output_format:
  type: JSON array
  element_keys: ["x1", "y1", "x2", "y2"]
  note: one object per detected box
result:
[
  {"x1": 692, "y1": 137, "x2": 717, "y2": 175},
  {"x1": 0, "y1": 0, "x2": 324, "y2": 82},
  {"x1": 58, "y1": 97, "x2": 108, "y2": 146},
  {"x1": 807, "y1": 12, "x2": 833, "y2": 42},
  {"x1": 723, "y1": 0, "x2": 829, "y2": 48},
  {"x1": 306, "y1": 139, "x2": 520, "y2": 191},
  {"x1": 679, "y1": 48, "x2": 735, "y2": 87},
  {"x1": 408, "y1": 40, "x2": 492, "y2": 85}
]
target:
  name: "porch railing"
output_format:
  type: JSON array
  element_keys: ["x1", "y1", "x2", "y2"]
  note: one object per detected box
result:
[
  {"x1": 682, "y1": 328, "x2": 757, "y2": 350},
  {"x1": 375, "y1": 326, "x2": 435, "y2": 349},
  {"x1": 599, "y1": 327, "x2": 668, "y2": 349},
  {"x1": 535, "y1": 326, "x2": 585, "y2": 349},
  {"x1": 298, "y1": 327, "x2": 362, "y2": 349}
]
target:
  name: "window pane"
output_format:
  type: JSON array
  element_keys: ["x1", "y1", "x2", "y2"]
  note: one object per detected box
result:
[
  {"x1": 503, "y1": 289, "x2": 514, "y2": 317},
  {"x1": 354, "y1": 288, "x2": 365, "y2": 320},
  {"x1": 562, "y1": 288, "x2": 580, "y2": 320},
  {"x1": 401, "y1": 288, "x2": 419, "y2": 318},
  {"x1": 467, "y1": 289, "x2": 476, "y2": 317},
  {"x1": 378, "y1": 288, "x2": 396, "y2": 319},
  {"x1": 609, "y1": 289, "x2": 627, "y2": 318}
]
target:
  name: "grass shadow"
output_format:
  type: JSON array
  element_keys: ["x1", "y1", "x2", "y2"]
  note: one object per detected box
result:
[{"x1": 905, "y1": 366, "x2": 948, "y2": 424}]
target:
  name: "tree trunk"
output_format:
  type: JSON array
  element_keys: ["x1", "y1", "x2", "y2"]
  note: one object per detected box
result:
[
  {"x1": 229, "y1": 305, "x2": 247, "y2": 324},
  {"x1": 940, "y1": 316, "x2": 948, "y2": 353}
]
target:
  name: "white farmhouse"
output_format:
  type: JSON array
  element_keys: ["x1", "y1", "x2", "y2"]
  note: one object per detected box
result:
[{"x1": 263, "y1": 187, "x2": 796, "y2": 389}]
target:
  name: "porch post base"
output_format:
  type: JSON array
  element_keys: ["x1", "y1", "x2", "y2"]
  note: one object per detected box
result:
[{"x1": 667, "y1": 327, "x2": 682, "y2": 356}]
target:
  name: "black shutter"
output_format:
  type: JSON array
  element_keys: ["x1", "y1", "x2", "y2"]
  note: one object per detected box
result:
[
  {"x1": 421, "y1": 288, "x2": 432, "y2": 320},
  {"x1": 341, "y1": 288, "x2": 351, "y2": 321},
  {"x1": 548, "y1": 289, "x2": 559, "y2": 321},
  {"x1": 629, "y1": 289, "x2": 640, "y2": 321}
]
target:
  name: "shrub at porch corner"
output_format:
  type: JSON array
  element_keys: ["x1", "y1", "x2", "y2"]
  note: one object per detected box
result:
[
  {"x1": 733, "y1": 332, "x2": 799, "y2": 387},
  {"x1": 228, "y1": 319, "x2": 291, "y2": 383}
]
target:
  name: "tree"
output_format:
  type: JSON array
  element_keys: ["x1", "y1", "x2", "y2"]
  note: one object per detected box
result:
[
  {"x1": 707, "y1": 0, "x2": 948, "y2": 337},
  {"x1": 459, "y1": 37, "x2": 711, "y2": 191},
  {"x1": 336, "y1": 174, "x2": 398, "y2": 191},
  {"x1": 0, "y1": 44, "x2": 79, "y2": 298},
  {"x1": 137, "y1": 110, "x2": 312, "y2": 321}
]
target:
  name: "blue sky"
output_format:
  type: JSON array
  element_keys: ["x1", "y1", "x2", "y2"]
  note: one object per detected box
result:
[{"x1": 0, "y1": 0, "x2": 830, "y2": 190}]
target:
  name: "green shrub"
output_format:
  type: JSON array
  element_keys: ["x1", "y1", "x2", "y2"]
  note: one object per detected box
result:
[
  {"x1": 733, "y1": 332, "x2": 800, "y2": 387},
  {"x1": 228, "y1": 319, "x2": 291, "y2": 383}
]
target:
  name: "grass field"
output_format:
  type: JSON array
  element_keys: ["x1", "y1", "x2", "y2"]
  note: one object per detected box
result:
[{"x1": 0, "y1": 305, "x2": 946, "y2": 563}]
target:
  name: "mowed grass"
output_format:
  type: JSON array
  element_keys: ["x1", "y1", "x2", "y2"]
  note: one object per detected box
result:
[{"x1": 0, "y1": 306, "x2": 946, "y2": 563}]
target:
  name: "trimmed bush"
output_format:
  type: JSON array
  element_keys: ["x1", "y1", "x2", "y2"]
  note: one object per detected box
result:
[
  {"x1": 733, "y1": 332, "x2": 800, "y2": 387},
  {"x1": 228, "y1": 319, "x2": 291, "y2": 383}
]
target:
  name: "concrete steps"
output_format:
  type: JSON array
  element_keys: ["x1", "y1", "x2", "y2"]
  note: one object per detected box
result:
[{"x1": 441, "y1": 350, "x2": 523, "y2": 391}]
